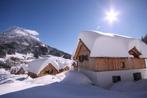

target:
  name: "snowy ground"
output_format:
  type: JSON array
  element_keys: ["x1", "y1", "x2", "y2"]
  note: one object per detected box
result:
[
  {"x1": 0, "y1": 70, "x2": 147, "y2": 98},
  {"x1": 0, "y1": 70, "x2": 65, "y2": 95}
]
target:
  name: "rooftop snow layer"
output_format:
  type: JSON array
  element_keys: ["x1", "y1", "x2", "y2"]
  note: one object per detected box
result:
[
  {"x1": 28, "y1": 56, "x2": 73, "y2": 74},
  {"x1": 73, "y1": 31, "x2": 147, "y2": 58}
]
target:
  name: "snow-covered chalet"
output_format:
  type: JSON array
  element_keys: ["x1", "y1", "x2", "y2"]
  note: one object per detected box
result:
[
  {"x1": 73, "y1": 31, "x2": 147, "y2": 88},
  {"x1": 28, "y1": 56, "x2": 73, "y2": 78}
]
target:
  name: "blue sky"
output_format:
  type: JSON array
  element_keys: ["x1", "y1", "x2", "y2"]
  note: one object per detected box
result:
[{"x1": 0, "y1": 0, "x2": 147, "y2": 54}]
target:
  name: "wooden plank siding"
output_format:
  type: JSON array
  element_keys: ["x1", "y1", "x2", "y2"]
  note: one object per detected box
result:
[
  {"x1": 74, "y1": 40, "x2": 146, "y2": 72},
  {"x1": 85, "y1": 57, "x2": 146, "y2": 72}
]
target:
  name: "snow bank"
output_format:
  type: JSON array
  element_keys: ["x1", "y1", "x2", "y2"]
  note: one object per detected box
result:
[
  {"x1": 0, "y1": 69, "x2": 10, "y2": 84},
  {"x1": 0, "y1": 80, "x2": 38, "y2": 95},
  {"x1": 0, "y1": 74, "x2": 29, "y2": 85},
  {"x1": 0, "y1": 69, "x2": 10, "y2": 74},
  {"x1": 110, "y1": 79, "x2": 147, "y2": 92},
  {"x1": 0, "y1": 81, "x2": 130, "y2": 98},
  {"x1": 0, "y1": 58, "x2": 5, "y2": 62},
  {"x1": 110, "y1": 80, "x2": 147, "y2": 98},
  {"x1": 61, "y1": 71, "x2": 92, "y2": 85},
  {"x1": 0, "y1": 73, "x2": 64, "y2": 95},
  {"x1": 31, "y1": 75, "x2": 59, "y2": 85},
  {"x1": 1, "y1": 71, "x2": 147, "y2": 98},
  {"x1": 0, "y1": 74, "x2": 34, "y2": 95}
]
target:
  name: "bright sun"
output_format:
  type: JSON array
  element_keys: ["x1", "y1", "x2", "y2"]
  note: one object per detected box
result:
[{"x1": 105, "y1": 9, "x2": 119, "y2": 24}]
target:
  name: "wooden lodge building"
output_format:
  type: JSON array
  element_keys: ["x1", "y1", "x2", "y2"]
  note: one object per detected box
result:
[
  {"x1": 73, "y1": 31, "x2": 147, "y2": 88},
  {"x1": 28, "y1": 57, "x2": 72, "y2": 78}
]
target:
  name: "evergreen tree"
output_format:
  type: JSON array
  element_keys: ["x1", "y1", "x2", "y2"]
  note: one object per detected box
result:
[{"x1": 141, "y1": 34, "x2": 147, "y2": 44}]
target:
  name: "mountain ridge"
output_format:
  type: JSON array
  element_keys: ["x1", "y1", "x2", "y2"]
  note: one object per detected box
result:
[{"x1": 0, "y1": 26, "x2": 71, "y2": 59}]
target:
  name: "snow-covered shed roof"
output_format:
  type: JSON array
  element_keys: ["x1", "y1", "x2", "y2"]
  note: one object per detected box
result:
[
  {"x1": 73, "y1": 31, "x2": 147, "y2": 58},
  {"x1": 28, "y1": 56, "x2": 73, "y2": 74}
]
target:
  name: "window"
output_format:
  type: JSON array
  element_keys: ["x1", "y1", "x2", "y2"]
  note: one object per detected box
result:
[
  {"x1": 48, "y1": 69, "x2": 53, "y2": 74},
  {"x1": 133, "y1": 72, "x2": 142, "y2": 81},
  {"x1": 79, "y1": 55, "x2": 89, "y2": 62},
  {"x1": 112, "y1": 76, "x2": 121, "y2": 83},
  {"x1": 44, "y1": 69, "x2": 53, "y2": 75},
  {"x1": 84, "y1": 55, "x2": 89, "y2": 61},
  {"x1": 121, "y1": 62, "x2": 125, "y2": 68},
  {"x1": 79, "y1": 55, "x2": 84, "y2": 62}
]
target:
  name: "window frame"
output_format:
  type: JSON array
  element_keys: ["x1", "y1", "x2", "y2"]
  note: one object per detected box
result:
[
  {"x1": 112, "y1": 76, "x2": 121, "y2": 83},
  {"x1": 133, "y1": 72, "x2": 142, "y2": 81}
]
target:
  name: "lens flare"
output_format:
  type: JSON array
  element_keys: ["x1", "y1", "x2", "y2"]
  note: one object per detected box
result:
[{"x1": 105, "y1": 9, "x2": 119, "y2": 24}]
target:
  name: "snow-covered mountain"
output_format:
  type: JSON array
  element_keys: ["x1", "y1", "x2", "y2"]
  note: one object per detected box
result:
[
  {"x1": 0, "y1": 26, "x2": 71, "y2": 59},
  {"x1": 4, "y1": 26, "x2": 40, "y2": 41}
]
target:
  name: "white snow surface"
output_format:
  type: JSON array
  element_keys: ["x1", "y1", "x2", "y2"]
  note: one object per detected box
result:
[
  {"x1": 24, "y1": 29, "x2": 39, "y2": 36},
  {"x1": 7, "y1": 26, "x2": 39, "y2": 36},
  {"x1": 0, "y1": 58, "x2": 5, "y2": 62},
  {"x1": 28, "y1": 56, "x2": 73, "y2": 74},
  {"x1": 110, "y1": 80, "x2": 147, "y2": 98},
  {"x1": 0, "y1": 71, "x2": 147, "y2": 98},
  {"x1": 0, "y1": 72, "x2": 65, "y2": 95},
  {"x1": 5, "y1": 26, "x2": 40, "y2": 41},
  {"x1": 110, "y1": 79, "x2": 147, "y2": 92},
  {"x1": 0, "y1": 69, "x2": 10, "y2": 74},
  {"x1": 73, "y1": 31, "x2": 147, "y2": 57},
  {"x1": 6, "y1": 52, "x2": 34, "y2": 60},
  {"x1": 61, "y1": 71, "x2": 92, "y2": 85}
]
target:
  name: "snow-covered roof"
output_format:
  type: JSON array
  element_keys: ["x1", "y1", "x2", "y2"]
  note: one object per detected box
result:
[
  {"x1": 73, "y1": 31, "x2": 147, "y2": 58},
  {"x1": 10, "y1": 66, "x2": 24, "y2": 73},
  {"x1": 28, "y1": 56, "x2": 73, "y2": 74}
]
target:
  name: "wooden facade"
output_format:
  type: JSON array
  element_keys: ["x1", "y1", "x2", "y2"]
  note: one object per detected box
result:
[
  {"x1": 16, "y1": 67, "x2": 25, "y2": 75},
  {"x1": 38, "y1": 63, "x2": 59, "y2": 77},
  {"x1": 74, "y1": 39, "x2": 146, "y2": 72},
  {"x1": 28, "y1": 72, "x2": 38, "y2": 78},
  {"x1": 28, "y1": 63, "x2": 59, "y2": 78},
  {"x1": 28, "y1": 63, "x2": 70, "y2": 78}
]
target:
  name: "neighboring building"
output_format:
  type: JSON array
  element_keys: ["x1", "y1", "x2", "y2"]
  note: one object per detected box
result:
[
  {"x1": 10, "y1": 66, "x2": 25, "y2": 75},
  {"x1": 28, "y1": 56, "x2": 73, "y2": 78},
  {"x1": 73, "y1": 31, "x2": 147, "y2": 88}
]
